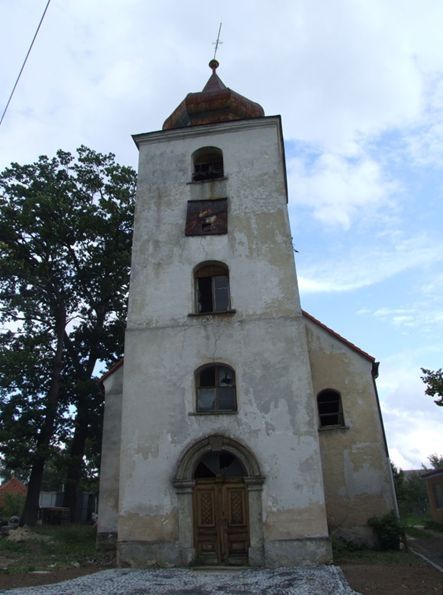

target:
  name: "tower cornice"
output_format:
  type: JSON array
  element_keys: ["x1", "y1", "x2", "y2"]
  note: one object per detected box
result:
[{"x1": 133, "y1": 115, "x2": 283, "y2": 147}]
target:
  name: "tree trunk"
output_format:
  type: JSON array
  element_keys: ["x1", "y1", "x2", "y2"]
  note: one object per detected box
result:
[
  {"x1": 62, "y1": 320, "x2": 104, "y2": 522},
  {"x1": 63, "y1": 395, "x2": 89, "y2": 522},
  {"x1": 21, "y1": 306, "x2": 65, "y2": 526}
]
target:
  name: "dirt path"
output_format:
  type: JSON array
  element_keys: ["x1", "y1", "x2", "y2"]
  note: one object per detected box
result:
[
  {"x1": 341, "y1": 563, "x2": 442, "y2": 594},
  {"x1": 0, "y1": 566, "x2": 105, "y2": 591}
]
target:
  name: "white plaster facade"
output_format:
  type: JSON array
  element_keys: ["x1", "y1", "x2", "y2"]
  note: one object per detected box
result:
[{"x1": 97, "y1": 80, "x2": 397, "y2": 567}]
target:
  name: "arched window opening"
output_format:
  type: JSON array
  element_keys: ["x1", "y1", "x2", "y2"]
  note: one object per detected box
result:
[
  {"x1": 194, "y1": 262, "x2": 230, "y2": 313},
  {"x1": 317, "y1": 389, "x2": 344, "y2": 427},
  {"x1": 196, "y1": 364, "x2": 237, "y2": 413},
  {"x1": 194, "y1": 450, "x2": 246, "y2": 479},
  {"x1": 192, "y1": 146, "x2": 224, "y2": 182}
]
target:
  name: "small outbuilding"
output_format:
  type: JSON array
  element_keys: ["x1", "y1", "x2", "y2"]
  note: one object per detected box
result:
[
  {"x1": 0, "y1": 477, "x2": 27, "y2": 509},
  {"x1": 422, "y1": 469, "x2": 443, "y2": 523}
]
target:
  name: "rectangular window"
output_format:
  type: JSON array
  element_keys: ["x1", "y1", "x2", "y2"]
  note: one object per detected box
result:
[
  {"x1": 196, "y1": 365, "x2": 237, "y2": 413},
  {"x1": 213, "y1": 276, "x2": 229, "y2": 312},
  {"x1": 197, "y1": 275, "x2": 230, "y2": 313},
  {"x1": 185, "y1": 199, "x2": 227, "y2": 236}
]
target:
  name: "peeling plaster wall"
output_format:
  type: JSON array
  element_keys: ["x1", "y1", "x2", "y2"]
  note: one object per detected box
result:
[
  {"x1": 97, "y1": 365, "x2": 123, "y2": 547},
  {"x1": 305, "y1": 319, "x2": 396, "y2": 543},
  {"x1": 117, "y1": 118, "x2": 330, "y2": 565}
]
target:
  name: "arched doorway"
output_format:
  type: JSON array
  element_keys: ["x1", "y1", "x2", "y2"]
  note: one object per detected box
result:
[
  {"x1": 173, "y1": 435, "x2": 265, "y2": 566},
  {"x1": 193, "y1": 450, "x2": 249, "y2": 565}
]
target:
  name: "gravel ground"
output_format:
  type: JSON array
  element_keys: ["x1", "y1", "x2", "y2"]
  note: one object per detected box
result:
[{"x1": 2, "y1": 566, "x2": 359, "y2": 594}]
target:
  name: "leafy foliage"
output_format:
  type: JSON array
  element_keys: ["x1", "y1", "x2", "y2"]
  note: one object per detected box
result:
[
  {"x1": 0, "y1": 493, "x2": 26, "y2": 520},
  {"x1": 425, "y1": 453, "x2": 443, "y2": 469},
  {"x1": 391, "y1": 463, "x2": 429, "y2": 517},
  {"x1": 421, "y1": 368, "x2": 443, "y2": 407},
  {"x1": 368, "y1": 511, "x2": 403, "y2": 551},
  {"x1": 0, "y1": 146, "x2": 136, "y2": 523}
]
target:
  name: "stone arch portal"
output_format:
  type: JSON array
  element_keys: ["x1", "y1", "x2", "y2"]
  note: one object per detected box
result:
[{"x1": 173, "y1": 435, "x2": 265, "y2": 566}]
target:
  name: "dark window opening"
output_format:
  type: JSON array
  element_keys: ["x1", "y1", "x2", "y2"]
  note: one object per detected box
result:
[
  {"x1": 192, "y1": 147, "x2": 224, "y2": 182},
  {"x1": 317, "y1": 389, "x2": 344, "y2": 427},
  {"x1": 185, "y1": 199, "x2": 227, "y2": 236},
  {"x1": 194, "y1": 450, "x2": 246, "y2": 479},
  {"x1": 196, "y1": 364, "x2": 237, "y2": 413},
  {"x1": 195, "y1": 262, "x2": 230, "y2": 313}
]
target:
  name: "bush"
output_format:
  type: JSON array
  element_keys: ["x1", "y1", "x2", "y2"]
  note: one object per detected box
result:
[
  {"x1": 368, "y1": 511, "x2": 403, "y2": 550},
  {"x1": 0, "y1": 493, "x2": 26, "y2": 521}
]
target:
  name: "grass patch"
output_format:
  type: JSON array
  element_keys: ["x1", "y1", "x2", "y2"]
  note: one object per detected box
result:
[
  {"x1": 399, "y1": 514, "x2": 443, "y2": 537},
  {"x1": 334, "y1": 545, "x2": 424, "y2": 565},
  {"x1": 332, "y1": 537, "x2": 424, "y2": 566},
  {"x1": 400, "y1": 513, "x2": 432, "y2": 527},
  {"x1": 0, "y1": 524, "x2": 105, "y2": 574}
]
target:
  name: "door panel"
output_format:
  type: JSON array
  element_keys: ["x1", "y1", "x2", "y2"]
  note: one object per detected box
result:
[
  {"x1": 193, "y1": 485, "x2": 219, "y2": 564},
  {"x1": 194, "y1": 481, "x2": 249, "y2": 565},
  {"x1": 223, "y1": 484, "x2": 249, "y2": 564}
]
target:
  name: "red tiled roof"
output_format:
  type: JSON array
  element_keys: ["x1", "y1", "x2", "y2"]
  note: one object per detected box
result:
[
  {"x1": 0, "y1": 477, "x2": 27, "y2": 503},
  {"x1": 98, "y1": 358, "x2": 124, "y2": 385}
]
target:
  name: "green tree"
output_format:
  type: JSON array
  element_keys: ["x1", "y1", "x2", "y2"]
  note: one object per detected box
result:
[
  {"x1": 424, "y1": 453, "x2": 443, "y2": 470},
  {"x1": 391, "y1": 462, "x2": 428, "y2": 517},
  {"x1": 0, "y1": 146, "x2": 136, "y2": 524},
  {"x1": 421, "y1": 368, "x2": 443, "y2": 407},
  {"x1": 391, "y1": 462, "x2": 405, "y2": 502}
]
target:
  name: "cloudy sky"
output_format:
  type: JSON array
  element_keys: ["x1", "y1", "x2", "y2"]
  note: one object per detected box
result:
[{"x1": 1, "y1": 0, "x2": 442, "y2": 469}]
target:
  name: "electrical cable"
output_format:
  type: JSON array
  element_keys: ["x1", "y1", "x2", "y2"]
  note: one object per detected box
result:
[{"x1": 0, "y1": 0, "x2": 52, "y2": 129}]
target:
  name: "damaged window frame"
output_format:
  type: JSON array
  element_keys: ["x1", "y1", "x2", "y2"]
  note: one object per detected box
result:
[
  {"x1": 194, "y1": 261, "x2": 232, "y2": 314},
  {"x1": 317, "y1": 389, "x2": 345, "y2": 428},
  {"x1": 192, "y1": 146, "x2": 224, "y2": 182},
  {"x1": 195, "y1": 363, "x2": 237, "y2": 413},
  {"x1": 185, "y1": 198, "x2": 228, "y2": 236}
]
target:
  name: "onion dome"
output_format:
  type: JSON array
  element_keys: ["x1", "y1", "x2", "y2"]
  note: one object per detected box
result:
[{"x1": 162, "y1": 60, "x2": 264, "y2": 130}]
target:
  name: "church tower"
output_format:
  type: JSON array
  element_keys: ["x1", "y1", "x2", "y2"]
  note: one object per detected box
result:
[{"x1": 99, "y1": 61, "x2": 333, "y2": 566}]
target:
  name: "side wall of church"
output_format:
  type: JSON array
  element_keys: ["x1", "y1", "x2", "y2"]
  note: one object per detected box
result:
[
  {"x1": 116, "y1": 118, "x2": 331, "y2": 566},
  {"x1": 304, "y1": 319, "x2": 397, "y2": 544},
  {"x1": 97, "y1": 365, "x2": 123, "y2": 549}
]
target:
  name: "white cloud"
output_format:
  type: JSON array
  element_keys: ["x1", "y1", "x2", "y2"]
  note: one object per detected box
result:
[
  {"x1": 0, "y1": 0, "x2": 442, "y2": 479},
  {"x1": 377, "y1": 351, "x2": 443, "y2": 468},
  {"x1": 288, "y1": 153, "x2": 396, "y2": 229},
  {"x1": 298, "y1": 232, "x2": 443, "y2": 293},
  {"x1": 2, "y1": 0, "x2": 443, "y2": 168},
  {"x1": 405, "y1": 119, "x2": 443, "y2": 167},
  {"x1": 371, "y1": 306, "x2": 443, "y2": 329}
]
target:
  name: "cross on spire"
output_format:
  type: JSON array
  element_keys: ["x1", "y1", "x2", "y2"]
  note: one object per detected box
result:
[{"x1": 212, "y1": 22, "x2": 223, "y2": 60}]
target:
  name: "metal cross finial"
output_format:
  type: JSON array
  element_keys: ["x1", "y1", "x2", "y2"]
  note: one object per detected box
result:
[{"x1": 212, "y1": 22, "x2": 223, "y2": 59}]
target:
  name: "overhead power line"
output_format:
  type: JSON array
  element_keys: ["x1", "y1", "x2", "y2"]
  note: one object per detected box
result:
[{"x1": 0, "y1": 0, "x2": 52, "y2": 129}]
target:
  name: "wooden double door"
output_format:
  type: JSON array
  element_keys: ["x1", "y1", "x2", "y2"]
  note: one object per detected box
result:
[{"x1": 193, "y1": 479, "x2": 250, "y2": 565}]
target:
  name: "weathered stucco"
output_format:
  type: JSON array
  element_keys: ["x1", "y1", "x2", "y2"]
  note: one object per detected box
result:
[
  {"x1": 114, "y1": 117, "x2": 330, "y2": 566},
  {"x1": 97, "y1": 364, "x2": 123, "y2": 548},
  {"x1": 118, "y1": 511, "x2": 178, "y2": 542},
  {"x1": 304, "y1": 318, "x2": 396, "y2": 544},
  {"x1": 97, "y1": 111, "x2": 396, "y2": 566}
]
